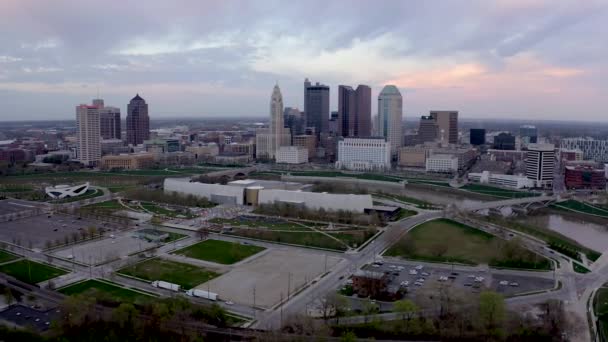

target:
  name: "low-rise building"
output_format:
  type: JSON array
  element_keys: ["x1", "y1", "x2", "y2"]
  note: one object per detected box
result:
[
  {"x1": 336, "y1": 137, "x2": 391, "y2": 171},
  {"x1": 224, "y1": 142, "x2": 255, "y2": 158},
  {"x1": 144, "y1": 138, "x2": 180, "y2": 153},
  {"x1": 100, "y1": 153, "x2": 155, "y2": 170},
  {"x1": 426, "y1": 154, "x2": 458, "y2": 173},
  {"x1": 564, "y1": 165, "x2": 606, "y2": 190},
  {"x1": 351, "y1": 270, "x2": 388, "y2": 298},
  {"x1": 213, "y1": 152, "x2": 251, "y2": 166},
  {"x1": 467, "y1": 171, "x2": 534, "y2": 189},
  {"x1": 398, "y1": 147, "x2": 427, "y2": 168},
  {"x1": 293, "y1": 135, "x2": 316, "y2": 159},
  {"x1": 276, "y1": 146, "x2": 308, "y2": 164},
  {"x1": 560, "y1": 149, "x2": 584, "y2": 162},
  {"x1": 185, "y1": 143, "x2": 219, "y2": 160}
]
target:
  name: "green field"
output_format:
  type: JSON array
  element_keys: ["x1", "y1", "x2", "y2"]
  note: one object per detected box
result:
[
  {"x1": 118, "y1": 258, "x2": 219, "y2": 289},
  {"x1": 461, "y1": 184, "x2": 539, "y2": 199},
  {"x1": 59, "y1": 279, "x2": 156, "y2": 303},
  {"x1": 165, "y1": 232, "x2": 188, "y2": 243},
  {"x1": 595, "y1": 288, "x2": 608, "y2": 341},
  {"x1": 573, "y1": 262, "x2": 591, "y2": 274},
  {"x1": 173, "y1": 239, "x2": 265, "y2": 264},
  {"x1": 84, "y1": 199, "x2": 123, "y2": 209},
  {"x1": 553, "y1": 200, "x2": 608, "y2": 218},
  {"x1": 0, "y1": 260, "x2": 67, "y2": 284},
  {"x1": 392, "y1": 208, "x2": 417, "y2": 221},
  {"x1": 385, "y1": 219, "x2": 551, "y2": 269},
  {"x1": 0, "y1": 250, "x2": 19, "y2": 264}
]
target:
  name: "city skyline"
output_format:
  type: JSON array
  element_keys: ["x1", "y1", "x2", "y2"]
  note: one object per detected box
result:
[{"x1": 0, "y1": 1, "x2": 607, "y2": 121}]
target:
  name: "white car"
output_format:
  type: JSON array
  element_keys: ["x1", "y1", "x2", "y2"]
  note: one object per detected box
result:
[
  {"x1": 421, "y1": 272, "x2": 430, "y2": 276},
  {"x1": 389, "y1": 265, "x2": 397, "y2": 269},
  {"x1": 397, "y1": 266, "x2": 405, "y2": 271},
  {"x1": 409, "y1": 269, "x2": 418, "y2": 275},
  {"x1": 414, "y1": 282, "x2": 423, "y2": 286},
  {"x1": 499, "y1": 280, "x2": 509, "y2": 286},
  {"x1": 400, "y1": 281, "x2": 409, "y2": 287},
  {"x1": 225, "y1": 301, "x2": 234, "y2": 305},
  {"x1": 415, "y1": 265, "x2": 424, "y2": 270},
  {"x1": 509, "y1": 282, "x2": 519, "y2": 287},
  {"x1": 416, "y1": 278, "x2": 425, "y2": 283},
  {"x1": 371, "y1": 264, "x2": 380, "y2": 268},
  {"x1": 474, "y1": 277, "x2": 484, "y2": 282},
  {"x1": 438, "y1": 276, "x2": 448, "y2": 281}
]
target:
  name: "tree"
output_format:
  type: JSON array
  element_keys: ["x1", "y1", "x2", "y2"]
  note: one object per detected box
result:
[
  {"x1": 113, "y1": 303, "x2": 138, "y2": 328},
  {"x1": 478, "y1": 291, "x2": 506, "y2": 338},
  {"x1": 340, "y1": 331, "x2": 357, "y2": 342},
  {"x1": 393, "y1": 299, "x2": 419, "y2": 332},
  {"x1": 362, "y1": 298, "x2": 379, "y2": 323}
]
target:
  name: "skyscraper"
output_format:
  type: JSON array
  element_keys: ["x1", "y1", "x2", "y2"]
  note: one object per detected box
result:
[
  {"x1": 520, "y1": 125, "x2": 538, "y2": 146},
  {"x1": 304, "y1": 80, "x2": 329, "y2": 136},
  {"x1": 354, "y1": 85, "x2": 371, "y2": 137},
  {"x1": 525, "y1": 143, "x2": 555, "y2": 188},
  {"x1": 417, "y1": 116, "x2": 438, "y2": 143},
  {"x1": 99, "y1": 106, "x2": 121, "y2": 140},
  {"x1": 126, "y1": 94, "x2": 150, "y2": 146},
  {"x1": 430, "y1": 110, "x2": 458, "y2": 144},
  {"x1": 76, "y1": 102, "x2": 101, "y2": 166},
  {"x1": 338, "y1": 85, "x2": 355, "y2": 137},
  {"x1": 377, "y1": 85, "x2": 403, "y2": 154}
]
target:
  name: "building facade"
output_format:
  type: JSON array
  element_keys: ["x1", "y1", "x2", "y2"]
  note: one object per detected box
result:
[
  {"x1": 426, "y1": 154, "x2": 458, "y2": 173},
  {"x1": 525, "y1": 143, "x2": 555, "y2": 188},
  {"x1": 354, "y1": 85, "x2": 371, "y2": 137},
  {"x1": 126, "y1": 94, "x2": 150, "y2": 146},
  {"x1": 493, "y1": 133, "x2": 516, "y2": 150},
  {"x1": 417, "y1": 115, "x2": 438, "y2": 143},
  {"x1": 76, "y1": 103, "x2": 101, "y2": 166},
  {"x1": 468, "y1": 171, "x2": 534, "y2": 189},
  {"x1": 293, "y1": 135, "x2": 316, "y2": 159},
  {"x1": 304, "y1": 80, "x2": 330, "y2": 136},
  {"x1": 470, "y1": 128, "x2": 486, "y2": 145},
  {"x1": 429, "y1": 111, "x2": 458, "y2": 144},
  {"x1": 398, "y1": 147, "x2": 427, "y2": 168},
  {"x1": 336, "y1": 137, "x2": 391, "y2": 171},
  {"x1": 338, "y1": 85, "x2": 356, "y2": 137},
  {"x1": 520, "y1": 125, "x2": 538, "y2": 146},
  {"x1": 276, "y1": 146, "x2": 308, "y2": 164},
  {"x1": 564, "y1": 165, "x2": 606, "y2": 190},
  {"x1": 101, "y1": 153, "x2": 155, "y2": 170},
  {"x1": 560, "y1": 138, "x2": 608, "y2": 163},
  {"x1": 99, "y1": 105, "x2": 121, "y2": 140},
  {"x1": 377, "y1": 85, "x2": 403, "y2": 155}
]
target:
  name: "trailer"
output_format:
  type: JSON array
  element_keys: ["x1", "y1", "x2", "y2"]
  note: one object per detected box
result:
[
  {"x1": 186, "y1": 288, "x2": 218, "y2": 301},
  {"x1": 151, "y1": 280, "x2": 181, "y2": 292}
]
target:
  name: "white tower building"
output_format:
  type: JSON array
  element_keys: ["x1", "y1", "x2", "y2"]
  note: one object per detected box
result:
[
  {"x1": 76, "y1": 103, "x2": 101, "y2": 166},
  {"x1": 377, "y1": 85, "x2": 403, "y2": 156}
]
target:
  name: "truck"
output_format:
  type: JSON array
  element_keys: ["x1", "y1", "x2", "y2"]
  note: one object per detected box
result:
[
  {"x1": 186, "y1": 289, "x2": 218, "y2": 301},
  {"x1": 151, "y1": 280, "x2": 181, "y2": 292}
]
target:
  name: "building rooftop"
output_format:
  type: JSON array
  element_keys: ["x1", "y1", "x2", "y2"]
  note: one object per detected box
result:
[{"x1": 354, "y1": 269, "x2": 385, "y2": 280}]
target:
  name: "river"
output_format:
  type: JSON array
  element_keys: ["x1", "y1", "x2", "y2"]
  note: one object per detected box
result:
[{"x1": 519, "y1": 214, "x2": 608, "y2": 252}]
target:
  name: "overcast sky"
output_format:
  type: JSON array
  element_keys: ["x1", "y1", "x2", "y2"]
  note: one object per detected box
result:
[{"x1": 0, "y1": 0, "x2": 607, "y2": 121}]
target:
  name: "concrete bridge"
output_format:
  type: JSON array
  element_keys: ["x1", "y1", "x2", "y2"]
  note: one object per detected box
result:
[
  {"x1": 459, "y1": 194, "x2": 560, "y2": 212},
  {"x1": 204, "y1": 166, "x2": 257, "y2": 181}
]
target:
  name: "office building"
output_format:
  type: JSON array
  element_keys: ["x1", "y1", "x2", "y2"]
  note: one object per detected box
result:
[
  {"x1": 560, "y1": 149, "x2": 584, "y2": 162},
  {"x1": 493, "y1": 133, "x2": 516, "y2": 150},
  {"x1": 377, "y1": 85, "x2": 403, "y2": 155},
  {"x1": 429, "y1": 147, "x2": 478, "y2": 171},
  {"x1": 224, "y1": 142, "x2": 255, "y2": 158},
  {"x1": 213, "y1": 152, "x2": 251, "y2": 166},
  {"x1": 338, "y1": 85, "x2": 356, "y2": 137},
  {"x1": 328, "y1": 111, "x2": 339, "y2": 134},
  {"x1": 76, "y1": 103, "x2": 101, "y2": 166},
  {"x1": 525, "y1": 143, "x2": 555, "y2": 188},
  {"x1": 284, "y1": 107, "x2": 305, "y2": 139},
  {"x1": 126, "y1": 94, "x2": 150, "y2": 146},
  {"x1": 468, "y1": 171, "x2": 534, "y2": 189},
  {"x1": 426, "y1": 154, "x2": 459, "y2": 173},
  {"x1": 144, "y1": 138, "x2": 180, "y2": 153},
  {"x1": 101, "y1": 139, "x2": 128, "y2": 155},
  {"x1": 101, "y1": 153, "x2": 155, "y2": 170},
  {"x1": 304, "y1": 80, "x2": 330, "y2": 136},
  {"x1": 417, "y1": 116, "x2": 438, "y2": 143},
  {"x1": 336, "y1": 137, "x2": 391, "y2": 171},
  {"x1": 429, "y1": 111, "x2": 458, "y2": 144},
  {"x1": 354, "y1": 85, "x2": 372, "y2": 137},
  {"x1": 95, "y1": 99, "x2": 121, "y2": 140},
  {"x1": 560, "y1": 138, "x2": 608, "y2": 163},
  {"x1": 270, "y1": 84, "x2": 286, "y2": 156},
  {"x1": 293, "y1": 135, "x2": 316, "y2": 159},
  {"x1": 398, "y1": 147, "x2": 426, "y2": 168},
  {"x1": 276, "y1": 146, "x2": 308, "y2": 164},
  {"x1": 470, "y1": 128, "x2": 486, "y2": 146},
  {"x1": 520, "y1": 125, "x2": 538, "y2": 146},
  {"x1": 186, "y1": 143, "x2": 219, "y2": 160},
  {"x1": 564, "y1": 165, "x2": 606, "y2": 190}
]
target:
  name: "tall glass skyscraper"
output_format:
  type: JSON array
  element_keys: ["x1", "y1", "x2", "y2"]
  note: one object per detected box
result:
[{"x1": 126, "y1": 94, "x2": 150, "y2": 146}]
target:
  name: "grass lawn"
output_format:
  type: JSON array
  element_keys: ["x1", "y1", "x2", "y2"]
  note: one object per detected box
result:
[
  {"x1": 84, "y1": 199, "x2": 122, "y2": 209},
  {"x1": 461, "y1": 184, "x2": 539, "y2": 199},
  {"x1": 118, "y1": 258, "x2": 219, "y2": 289},
  {"x1": 173, "y1": 239, "x2": 265, "y2": 264},
  {"x1": 0, "y1": 260, "x2": 67, "y2": 284},
  {"x1": 59, "y1": 279, "x2": 156, "y2": 303},
  {"x1": 392, "y1": 208, "x2": 417, "y2": 221},
  {"x1": 573, "y1": 262, "x2": 591, "y2": 274},
  {"x1": 165, "y1": 232, "x2": 188, "y2": 243},
  {"x1": 209, "y1": 217, "x2": 317, "y2": 230},
  {"x1": 0, "y1": 250, "x2": 19, "y2": 264},
  {"x1": 552, "y1": 200, "x2": 608, "y2": 218},
  {"x1": 385, "y1": 219, "x2": 551, "y2": 269}
]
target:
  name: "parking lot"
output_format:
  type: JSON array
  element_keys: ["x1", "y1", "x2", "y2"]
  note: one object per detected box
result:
[
  {"x1": 52, "y1": 230, "x2": 158, "y2": 265},
  {"x1": 357, "y1": 259, "x2": 555, "y2": 300},
  {"x1": 0, "y1": 213, "x2": 118, "y2": 250}
]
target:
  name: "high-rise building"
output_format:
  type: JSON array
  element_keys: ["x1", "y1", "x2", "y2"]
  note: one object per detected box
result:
[
  {"x1": 99, "y1": 106, "x2": 121, "y2": 140},
  {"x1": 520, "y1": 125, "x2": 538, "y2": 146},
  {"x1": 338, "y1": 85, "x2": 356, "y2": 137},
  {"x1": 417, "y1": 115, "x2": 438, "y2": 143},
  {"x1": 270, "y1": 84, "x2": 285, "y2": 155},
  {"x1": 304, "y1": 80, "x2": 329, "y2": 136},
  {"x1": 284, "y1": 107, "x2": 304, "y2": 142},
  {"x1": 493, "y1": 132, "x2": 516, "y2": 150},
  {"x1": 126, "y1": 94, "x2": 150, "y2": 146},
  {"x1": 328, "y1": 111, "x2": 339, "y2": 134},
  {"x1": 377, "y1": 85, "x2": 403, "y2": 155},
  {"x1": 354, "y1": 85, "x2": 371, "y2": 137},
  {"x1": 525, "y1": 143, "x2": 555, "y2": 188},
  {"x1": 430, "y1": 111, "x2": 458, "y2": 144},
  {"x1": 336, "y1": 137, "x2": 391, "y2": 171},
  {"x1": 76, "y1": 103, "x2": 101, "y2": 166},
  {"x1": 470, "y1": 129, "x2": 486, "y2": 146}
]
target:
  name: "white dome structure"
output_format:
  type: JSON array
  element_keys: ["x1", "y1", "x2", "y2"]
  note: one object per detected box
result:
[{"x1": 45, "y1": 182, "x2": 90, "y2": 199}]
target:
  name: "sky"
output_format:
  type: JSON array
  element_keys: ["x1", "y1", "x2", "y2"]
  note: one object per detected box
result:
[{"x1": 0, "y1": 0, "x2": 607, "y2": 121}]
